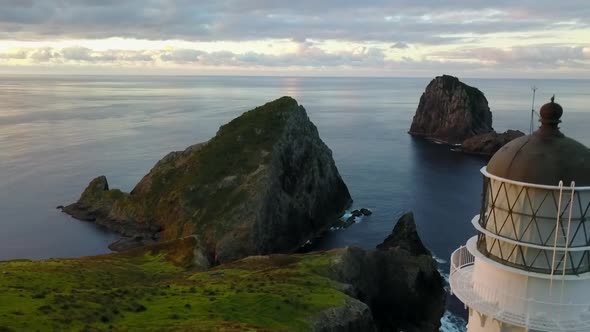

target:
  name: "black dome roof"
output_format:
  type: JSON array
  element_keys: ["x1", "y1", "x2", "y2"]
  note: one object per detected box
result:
[{"x1": 487, "y1": 98, "x2": 590, "y2": 186}]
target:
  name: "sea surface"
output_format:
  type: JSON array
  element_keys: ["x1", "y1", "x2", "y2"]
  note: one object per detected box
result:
[{"x1": 1, "y1": 75, "x2": 589, "y2": 331}]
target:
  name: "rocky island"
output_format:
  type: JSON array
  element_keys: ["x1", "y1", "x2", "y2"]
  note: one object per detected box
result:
[
  {"x1": 409, "y1": 75, "x2": 524, "y2": 156},
  {"x1": 0, "y1": 212, "x2": 444, "y2": 331},
  {"x1": 409, "y1": 74, "x2": 493, "y2": 144},
  {"x1": 63, "y1": 97, "x2": 352, "y2": 264}
]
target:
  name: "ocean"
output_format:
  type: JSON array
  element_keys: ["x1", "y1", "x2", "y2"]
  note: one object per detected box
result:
[{"x1": 1, "y1": 75, "x2": 589, "y2": 331}]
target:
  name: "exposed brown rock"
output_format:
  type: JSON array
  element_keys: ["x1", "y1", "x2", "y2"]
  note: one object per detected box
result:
[
  {"x1": 409, "y1": 75, "x2": 493, "y2": 144},
  {"x1": 461, "y1": 129, "x2": 525, "y2": 157}
]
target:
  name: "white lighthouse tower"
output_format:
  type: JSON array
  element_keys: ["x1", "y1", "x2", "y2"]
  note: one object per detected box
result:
[{"x1": 450, "y1": 98, "x2": 590, "y2": 332}]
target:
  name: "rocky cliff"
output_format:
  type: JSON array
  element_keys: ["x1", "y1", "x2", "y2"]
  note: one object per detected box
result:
[
  {"x1": 326, "y1": 212, "x2": 445, "y2": 332},
  {"x1": 63, "y1": 96, "x2": 352, "y2": 264},
  {"x1": 409, "y1": 75, "x2": 493, "y2": 144},
  {"x1": 1, "y1": 212, "x2": 444, "y2": 332}
]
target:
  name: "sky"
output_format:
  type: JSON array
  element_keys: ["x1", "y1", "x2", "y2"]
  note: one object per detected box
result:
[{"x1": 0, "y1": 0, "x2": 589, "y2": 78}]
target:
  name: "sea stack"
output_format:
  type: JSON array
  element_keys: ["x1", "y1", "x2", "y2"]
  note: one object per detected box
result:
[
  {"x1": 64, "y1": 96, "x2": 352, "y2": 263},
  {"x1": 409, "y1": 75, "x2": 493, "y2": 144}
]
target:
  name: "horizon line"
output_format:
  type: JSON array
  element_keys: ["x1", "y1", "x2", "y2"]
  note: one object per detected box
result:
[{"x1": 1, "y1": 72, "x2": 589, "y2": 81}]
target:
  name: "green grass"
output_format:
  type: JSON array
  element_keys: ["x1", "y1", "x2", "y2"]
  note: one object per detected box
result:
[{"x1": 0, "y1": 239, "x2": 348, "y2": 332}]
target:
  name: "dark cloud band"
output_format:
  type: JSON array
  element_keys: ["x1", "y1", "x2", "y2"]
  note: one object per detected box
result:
[{"x1": 0, "y1": 0, "x2": 588, "y2": 44}]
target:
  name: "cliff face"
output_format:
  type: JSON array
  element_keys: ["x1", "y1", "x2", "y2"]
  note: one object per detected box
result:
[
  {"x1": 409, "y1": 75, "x2": 493, "y2": 144},
  {"x1": 63, "y1": 96, "x2": 352, "y2": 263},
  {"x1": 326, "y1": 212, "x2": 445, "y2": 332}
]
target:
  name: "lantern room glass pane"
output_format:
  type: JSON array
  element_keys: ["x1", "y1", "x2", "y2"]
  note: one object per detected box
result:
[{"x1": 480, "y1": 177, "x2": 590, "y2": 248}]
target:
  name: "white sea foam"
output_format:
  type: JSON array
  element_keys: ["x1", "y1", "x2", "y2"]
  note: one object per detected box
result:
[
  {"x1": 440, "y1": 310, "x2": 467, "y2": 332},
  {"x1": 434, "y1": 254, "x2": 450, "y2": 288},
  {"x1": 299, "y1": 240, "x2": 313, "y2": 248},
  {"x1": 434, "y1": 255, "x2": 448, "y2": 264},
  {"x1": 340, "y1": 211, "x2": 353, "y2": 220}
]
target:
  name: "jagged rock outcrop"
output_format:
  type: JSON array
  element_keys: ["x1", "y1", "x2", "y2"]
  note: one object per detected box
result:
[
  {"x1": 325, "y1": 212, "x2": 446, "y2": 331},
  {"x1": 376, "y1": 211, "x2": 429, "y2": 255},
  {"x1": 409, "y1": 75, "x2": 493, "y2": 144},
  {"x1": 63, "y1": 96, "x2": 352, "y2": 264},
  {"x1": 461, "y1": 129, "x2": 525, "y2": 157}
]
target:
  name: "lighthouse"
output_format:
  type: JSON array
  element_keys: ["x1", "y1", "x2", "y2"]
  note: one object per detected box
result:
[{"x1": 449, "y1": 98, "x2": 590, "y2": 332}]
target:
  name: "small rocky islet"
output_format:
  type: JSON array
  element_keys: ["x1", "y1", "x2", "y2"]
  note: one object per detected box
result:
[
  {"x1": 1, "y1": 96, "x2": 446, "y2": 331},
  {"x1": 409, "y1": 74, "x2": 524, "y2": 156}
]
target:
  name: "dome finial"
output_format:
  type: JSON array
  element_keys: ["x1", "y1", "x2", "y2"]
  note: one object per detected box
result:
[{"x1": 537, "y1": 95, "x2": 563, "y2": 137}]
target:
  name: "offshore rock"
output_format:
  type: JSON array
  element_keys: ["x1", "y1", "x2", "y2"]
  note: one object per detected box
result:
[
  {"x1": 360, "y1": 208, "x2": 372, "y2": 216},
  {"x1": 409, "y1": 75, "x2": 493, "y2": 144},
  {"x1": 64, "y1": 96, "x2": 352, "y2": 264},
  {"x1": 461, "y1": 129, "x2": 525, "y2": 157},
  {"x1": 343, "y1": 216, "x2": 356, "y2": 228},
  {"x1": 328, "y1": 212, "x2": 446, "y2": 331}
]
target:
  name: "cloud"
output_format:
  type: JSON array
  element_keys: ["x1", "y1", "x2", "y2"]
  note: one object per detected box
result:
[
  {"x1": 2, "y1": 43, "x2": 589, "y2": 78},
  {"x1": 391, "y1": 42, "x2": 409, "y2": 49},
  {"x1": 61, "y1": 47, "x2": 94, "y2": 61},
  {"x1": 0, "y1": 48, "x2": 27, "y2": 59},
  {"x1": 159, "y1": 49, "x2": 204, "y2": 63},
  {"x1": 28, "y1": 47, "x2": 56, "y2": 61},
  {"x1": 0, "y1": 2, "x2": 588, "y2": 76},
  {"x1": 0, "y1": 47, "x2": 156, "y2": 63},
  {"x1": 0, "y1": 44, "x2": 388, "y2": 68},
  {"x1": 0, "y1": 1, "x2": 587, "y2": 45},
  {"x1": 434, "y1": 45, "x2": 590, "y2": 67}
]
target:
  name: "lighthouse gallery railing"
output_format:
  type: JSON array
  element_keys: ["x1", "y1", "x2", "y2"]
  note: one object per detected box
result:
[{"x1": 450, "y1": 246, "x2": 590, "y2": 332}]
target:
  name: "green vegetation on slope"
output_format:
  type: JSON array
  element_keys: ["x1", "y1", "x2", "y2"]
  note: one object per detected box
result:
[
  {"x1": 70, "y1": 96, "x2": 303, "y2": 240},
  {"x1": 187, "y1": 96, "x2": 296, "y2": 185},
  {"x1": 139, "y1": 96, "x2": 299, "y2": 235},
  {"x1": 0, "y1": 237, "x2": 348, "y2": 332}
]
